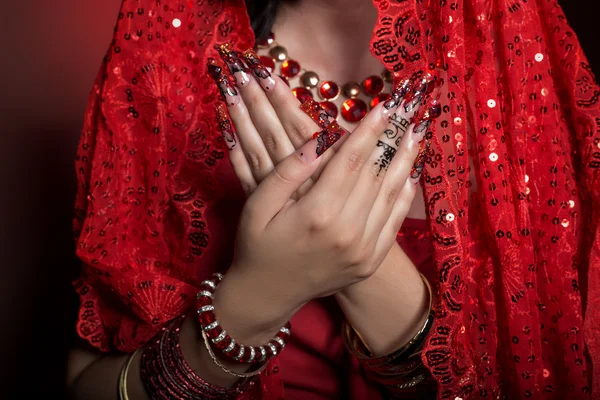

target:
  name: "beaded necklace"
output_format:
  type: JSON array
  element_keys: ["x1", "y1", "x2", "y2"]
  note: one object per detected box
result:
[{"x1": 256, "y1": 32, "x2": 393, "y2": 123}]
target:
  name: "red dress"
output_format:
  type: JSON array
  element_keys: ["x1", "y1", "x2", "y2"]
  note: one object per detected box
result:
[{"x1": 72, "y1": 0, "x2": 600, "y2": 398}]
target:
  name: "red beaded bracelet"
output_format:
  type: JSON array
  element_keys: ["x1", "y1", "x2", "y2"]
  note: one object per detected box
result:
[{"x1": 196, "y1": 273, "x2": 292, "y2": 365}]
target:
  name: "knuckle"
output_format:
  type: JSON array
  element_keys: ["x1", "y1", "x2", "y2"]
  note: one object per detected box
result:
[
  {"x1": 368, "y1": 162, "x2": 386, "y2": 183},
  {"x1": 346, "y1": 151, "x2": 367, "y2": 173},
  {"x1": 286, "y1": 120, "x2": 314, "y2": 143},
  {"x1": 260, "y1": 133, "x2": 282, "y2": 153},
  {"x1": 307, "y1": 208, "x2": 333, "y2": 231},
  {"x1": 270, "y1": 164, "x2": 296, "y2": 187},
  {"x1": 246, "y1": 152, "x2": 263, "y2": 173},
  {"x1": 384, "y1": 187, "x2": 401, "y2": 206},
  {"x1": 331, "y1": 229, "x2": 358, "y2": 251}
]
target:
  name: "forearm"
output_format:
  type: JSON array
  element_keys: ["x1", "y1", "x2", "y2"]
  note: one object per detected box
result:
[
  {"x1": 69, "y1": 270, "x2": 292, "y2": 399},
  {"x1": 335, "y1": 243, "x2": 429, "y2": 356}
]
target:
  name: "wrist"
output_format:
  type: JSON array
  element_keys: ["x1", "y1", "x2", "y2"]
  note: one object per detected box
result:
[{"x1": 211, "y1": 266, "x2": 300, "y2": 346}]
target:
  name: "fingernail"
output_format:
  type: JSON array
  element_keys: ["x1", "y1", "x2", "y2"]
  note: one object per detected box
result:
[
  {"x1": 214, "y1": 42, "x2": 251, "y2": 87},
  {"x1": 243, "y1": 49, "x2": 276, "y2": 91},
  {"x1": 382, "y1": 79, "x2": 412, "y2": 117},
  {"x1": 299, "y1": 125, "x2": 346, "y2": 162},
  {"x1": 403, "y1": 70, "x2": 437, "y2": 115},
  {"x1": 207, "y1": 58, "x2": 240, "y2": 107},
  {"x1": 412, "y1": 100, "x2": 441, "y2": 142},
  {"x1": 215, "y1": 103, "x2": 237, "y2": 150},
  {"x1": 409, "y1": 141, "x2": 430, "y2": 184},
  {"x1": 300, "y1": 98, "x2": 335, "y2": 129}
]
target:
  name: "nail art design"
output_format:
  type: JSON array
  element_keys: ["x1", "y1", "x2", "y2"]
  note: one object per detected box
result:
[
  {"x1": 409, "y1": 141, "x2": 430, "y2": 183},
  {"x1": 403, "y1": 71, "x2": 437, "y2": 114},
  {"x1": 314, "y1": 128, "x2": 344, "y2": 157},
  {"x1": 215, "y1": 103, "x2": 237, "y2": 150},
  {"x1": 301, "y1": 98, "x2": 335, "y2": 129},
  {"x1": 242, "y1": 49, "x2": 276, "y2": 90},
  {"x1": 383, "y1": 79, "x2": 412, "y2": 111},
  {"x1": 207, "y1": 58, "x2": 240, "y2": 106},
  {"x1": 413, "y1": 100, "x2": 442, "y2": 141},
  {"x1": 214, "y1": 42, "x2": 250, "y2": 87}
]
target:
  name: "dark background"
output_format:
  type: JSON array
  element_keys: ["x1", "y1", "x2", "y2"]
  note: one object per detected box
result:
[{"x1": 0, "y1": 0, "x2": 597, "y2": 397}]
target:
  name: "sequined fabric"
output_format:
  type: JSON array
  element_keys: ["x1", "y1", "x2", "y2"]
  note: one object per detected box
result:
[{"x1": 73, "y1": 0, "x2": 600, "y2": 398}]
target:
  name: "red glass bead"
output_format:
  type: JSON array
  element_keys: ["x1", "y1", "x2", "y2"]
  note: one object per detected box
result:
[
  {"x1": 370, "y1": 93, "x2": 389, "y2": 109},
  {"x1": 199, "y1": 310, "x2": 216, "y2": 326},
  {"x1": 257, "y1": 32, "x2": 275, "y2": 47},
  {"x1": 198, "y1": 282, "x2": 215, "y2": 292},
  {"x1": 341, "y1": 99, "x2": 368, "y2": 123},
  {"x1": 362, "y1": 75, "x2": 385, "y2": 96},
  {"x1": 279, "y1": 75, "x2": 289, "y2": 86},
  {"x1": 206, "y1": 325, "x2": 222, "y2": 339},
  {"x1": 259, "y1": 56, "x2": 275, "y2": 73},
  {"x1": 196, "y1": 296, "x2": 212, "y2": 307},
  {"x1": 319, "y1": 81, "x2": 339, "y2": 100},
  {"x1": 276, "y1": 331, "x2": 289, "y2": 340},
  {"x1": 292, "y1": 87, "x2": 313, "y2": 104},
  {"x1": 214, "y1": 335, "x2": 232, "y2": 350},
  {"x1": 320, "y1": 101, "x2": 338, "y2": 119},
  {"x1": 272, "y1": 340, "x2": 282, "y2": 353},
  {"x1": 281, "y1": 59, "x2": 301, "y2": 77}
]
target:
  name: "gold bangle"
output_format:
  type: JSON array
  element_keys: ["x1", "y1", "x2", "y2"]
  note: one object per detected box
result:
[
  {"x1": 118, "y1": 348, "x2": 141, "y2": 400},
  {"x1": 342, "y1": 273, "x2": 434, "y2": 368},
  {"x1": 201, "y1": 330, "x2": 269, "y2": 379}
]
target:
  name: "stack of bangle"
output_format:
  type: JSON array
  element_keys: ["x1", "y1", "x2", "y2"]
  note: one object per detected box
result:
[
  {"x1": 342, "y1": 273, "x2": 435, "y2": 395},
  {"x1": 140, "y1": 315, "x2": 245, "y2": 399},
  {"x1": 196, "y1": 273, "x2": 292, "y2": 367}
]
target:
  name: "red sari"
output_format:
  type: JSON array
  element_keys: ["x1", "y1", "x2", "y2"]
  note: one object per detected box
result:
[{"x1": 72, "y1": 0, "x2": 600, "y2": 398}]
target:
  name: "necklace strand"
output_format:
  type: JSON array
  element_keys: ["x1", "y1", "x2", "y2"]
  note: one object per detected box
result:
[{"x1": 256, "y1": 32, "x2": 393, "y2": 123}]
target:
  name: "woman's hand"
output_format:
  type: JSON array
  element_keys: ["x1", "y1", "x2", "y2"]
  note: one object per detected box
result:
[{"x1": 206, "y1": 44, "x2": 440, "y2": 341}]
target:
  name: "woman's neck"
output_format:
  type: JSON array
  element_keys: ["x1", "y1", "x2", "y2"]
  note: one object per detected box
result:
[{"x1": 271, "y1": 0, "x2": 381, "y2": 81}]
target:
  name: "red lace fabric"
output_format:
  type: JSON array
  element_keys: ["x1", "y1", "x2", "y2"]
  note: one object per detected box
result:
[{"x1": 72, "y1": 0, "x2": 600, "y2": 398}]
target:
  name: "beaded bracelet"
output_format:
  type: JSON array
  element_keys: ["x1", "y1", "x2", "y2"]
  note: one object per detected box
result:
[{"x1": 196, "y1": 273, "x2": 292, "y2": 365}]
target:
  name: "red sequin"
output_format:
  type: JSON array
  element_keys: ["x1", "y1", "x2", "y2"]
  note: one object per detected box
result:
[
  {"x1": 341, "y1": 98, "x2": 367, "y2": 122},
  {"x1": 281, "y1": 59, "x2": 301, "y2": 77}
]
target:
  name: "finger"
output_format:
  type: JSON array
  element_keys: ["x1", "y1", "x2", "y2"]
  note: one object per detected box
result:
[
  {"x1": 239, "y1": 49, "x2": 299, "y2": 162},
  {"x1": 305, "y1": 78, "x2": 414, "y2": 213},
  {"x1": 207, "y1": 58, "x2": 275, "y2": 181},
  {"x1": 373, "y1": 180, "x2": 419, "y2": 256},
  {"x1": 215, "y1": 103, "x2": 258, "y2": 196},
  {"x1": 259, "y1": 69, "x2": 324, "y2": 148},
  {"x1": 364, "y1": 101, "x2": 440, "y2": 238},
  {"x1": 245, "y1": 138, "x2": 325, "y2": 226}
]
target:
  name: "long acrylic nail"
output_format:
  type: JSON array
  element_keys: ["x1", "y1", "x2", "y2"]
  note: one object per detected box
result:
[
  {"x1": 207, "y1": 58, "x2": 240, "y2": 106},
  {"x1": 409, "y1": 141, "x2": 430, "y2": 184},
  {"x1": 403, "y1": 71, "x2": 437, "y2": 115},
  {"x1": 215, "y1": 103, "x2": 237, "y2": 150},
  {"x1": 382, "y1": 79, "x2": 412, "y2": 117},
  {"x1": 215, "y1": 42, "x2": 251, "y2": 87},
  {"x1": 413, "y1": 100, "x2": 441, "y2": 142},
  {"x1": 242, "y1": 49, "x2": 276, "y2": 91}
]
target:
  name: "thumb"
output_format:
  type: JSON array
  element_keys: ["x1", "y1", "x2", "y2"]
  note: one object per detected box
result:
[{"x1": 246, "y1": 137, "x2": 325, "y2": 225}]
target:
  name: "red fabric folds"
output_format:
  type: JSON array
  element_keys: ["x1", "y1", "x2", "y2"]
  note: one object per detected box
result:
[{"x1": 73, "y1": 0, "x2": 600, "y2": 398}]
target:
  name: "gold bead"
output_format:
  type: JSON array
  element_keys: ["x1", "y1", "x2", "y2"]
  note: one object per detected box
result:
[
  {"x1": 342, "y1": 82, "x2": 361, "y2": 99},
  {"x1": 268, "y1": 46, "x2": 288, "y2": 62},
  {"x1": 382, "y1": 69, "x2": 393, "y2": 83},
  {"x1": 300, "y1": 71, "x2": 320, "y2": 89}
]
